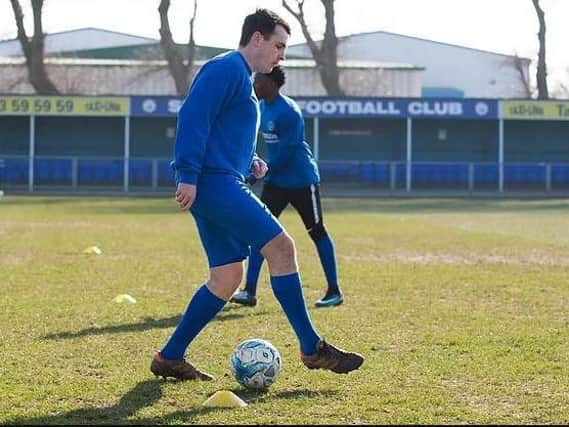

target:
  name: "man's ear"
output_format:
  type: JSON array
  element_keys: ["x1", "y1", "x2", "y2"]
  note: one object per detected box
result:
[{"x1": 252, "y1": 31, "x2": 264, "y2": 47}]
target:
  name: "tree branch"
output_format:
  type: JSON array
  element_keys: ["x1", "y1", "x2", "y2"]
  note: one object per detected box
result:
[
  {"x1": 282, "y1": 0, "x2": 321, "y2": 61},
  {"x1": 158, "y1": 0, "x2": 191, "y2": 95},
  {"x1": 9, "y1": 0, "x2": 31, "y2": 62},
  {"x1": 9, "y1": 0, "x2": 58, "y2": 94},
  {"x1": 512, "y1": 54, "x2": 532, "y2": 98},
  {"x1": 532, "y1": 0, "x2": 549, "y2": 99},
  {"x1": 186, "y1": 0, "x2": 198, "y2": 73},
  {"x1": 283, "y1": 0, "x2": 343, "y2": 95}
]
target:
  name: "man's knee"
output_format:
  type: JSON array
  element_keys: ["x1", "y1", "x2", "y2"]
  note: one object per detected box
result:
[
  {"x1": 261, "y1": 232, "x2": 297, "y2": 276},
  {"x1": 261, "y1": 231, "x2": 296, "y2": 263},
  {"x1": 308, "y1": 222, "x2": 328, "y2": 242}
]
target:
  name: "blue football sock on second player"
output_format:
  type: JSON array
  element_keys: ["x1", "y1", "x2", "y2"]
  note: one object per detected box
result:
[
  {"x1": 270, "y1": 272, "x2": 321, "y2": 355},
  {"x1": 245, "y1": 248, "x2": 264, "y2": 296},
  {"x1": 160, "y1": 284, "x2": 226, "y2": 360},
  {"x1": 315, "y1": 235, "x2": 340, "y2": 294}
]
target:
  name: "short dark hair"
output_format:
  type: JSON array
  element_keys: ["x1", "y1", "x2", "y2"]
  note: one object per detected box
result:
[
  {"x1": 264, "y1": 65, "x2": 286, "y2": 88},
  {"x1": 239, "y1": 8, "x2": 291, "y2": 47}
]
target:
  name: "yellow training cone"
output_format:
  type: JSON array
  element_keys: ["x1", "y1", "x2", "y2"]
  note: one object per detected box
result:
[
  {"x1": 83, "y1": 246, "x2": 102, "y2": 255},
  {"x1": 113, "y1": 294, "x2": 137, "y2": 304},
  {"x1": 202, "y1": 390, "x2": 247, "y2": 408}
]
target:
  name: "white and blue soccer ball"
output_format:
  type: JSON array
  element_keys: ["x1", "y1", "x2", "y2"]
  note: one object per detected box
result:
[{"x1": 230, "y1": 338, "x2": 282, "y2": 389}]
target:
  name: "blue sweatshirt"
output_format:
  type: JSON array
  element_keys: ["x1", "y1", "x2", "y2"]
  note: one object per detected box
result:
[
  {"x1": 172, "y1": 51, "x2": 259, "y2": 185},
  {"x1": 260, "y1": 93, "x2": 320, "y2": 188}
]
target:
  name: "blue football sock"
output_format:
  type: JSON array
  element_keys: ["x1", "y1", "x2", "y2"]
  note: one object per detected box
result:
[
  {"x1": 245, "y1": 248, "x2": 264, "y2": 296},
  {"x1": 315, "y1": 235, "x2": 340, "y2": 294},
  {"x1": 160, "y1": 284, "x2": 226, "y2": 360},
  {"x1": 270, "y1": 272, "x2": 321, "y2": 356}
]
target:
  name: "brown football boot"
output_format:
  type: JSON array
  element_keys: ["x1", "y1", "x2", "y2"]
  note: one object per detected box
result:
[
  {"x1": 150, "y1": 353, "x2": 214, "y2": 381},
  {"x1": 301, "y1": 340, "x2": 364, "y2": 374}
]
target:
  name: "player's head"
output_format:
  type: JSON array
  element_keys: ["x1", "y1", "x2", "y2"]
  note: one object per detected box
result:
[
  {"x1": 254, "y1": 65, "x2": 285, "y2": 101},
  {"x1": 239, "y1": 8, "x2": 290, "y2": 73}
]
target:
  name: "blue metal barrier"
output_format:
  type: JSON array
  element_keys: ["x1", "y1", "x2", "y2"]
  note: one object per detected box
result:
[
  {"x1": 504, "y1": 164, "x2": 546, "y2": 189},
  {"x1": 2, "y1": 156, "x2": 569, "y2": 194},
  {"x1": 34, "y1": 158, "x2": 73, "y2": 185},
  {"x1": 157, "y1": 160, "x2": 175, "y2": 187},
  {"x1": 552, "y1": 165, "x2": 569, "y2": 188},
  {"x1": 4, "y1": 158, "x2": 29, "y2": 185},
  {"x1": 129, "y1": 159, "x2": 153, "y2": 186},
  {"x1": 474, "y1": 164, "x2": 499, "y2": 188},
  {"x1": 78, "y1": 159, "x2": 123, "y2": 186},
  {"x1": 360, "y1": 162, "x2": 389, "y2": 186}
]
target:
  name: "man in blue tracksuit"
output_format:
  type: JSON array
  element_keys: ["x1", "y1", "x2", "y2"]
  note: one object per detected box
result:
[
  {"x1": 231, "y1": 66, "x2": 344, "y2": 309},
  {"x1": 150, "y1": 8, "x2": 364, "y2": 381}
]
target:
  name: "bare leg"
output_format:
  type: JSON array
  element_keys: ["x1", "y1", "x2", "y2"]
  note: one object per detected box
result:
[
  {"x1": 261, "y1": 231, "x2": 298, "y2": 275},
  {"x1": 207, "y1": 261, "x2": 244, "y2": 301}
]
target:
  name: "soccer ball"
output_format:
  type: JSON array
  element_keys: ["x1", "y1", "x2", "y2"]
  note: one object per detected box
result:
[{"x1": 230, "y1": 338, "x2": 282, "y2": 389}]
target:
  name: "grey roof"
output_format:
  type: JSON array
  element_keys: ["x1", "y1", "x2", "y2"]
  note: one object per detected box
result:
[
  {"x1": 283, "y1": 58, "x2": 424, "y2": 70},
  {"x1": 0, "y1": 27, "x2": 159, "y2": 57},
  {"x1": 0, "y1": 56, "x2": 423, "y2": 71},
  {"x1": 289, "y1": 30, "x2": 532, "y2": 63}
]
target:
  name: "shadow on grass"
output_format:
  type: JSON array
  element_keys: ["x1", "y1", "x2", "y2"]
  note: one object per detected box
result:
[
  {"x1": 6, "y1": 379, "x2": 337, "y2": 425},
  {"x1": 3, "y1": 196, "x2": 174, "y2": 214},
  {"x1": 43, "y1": 306, "x2": 272, "y2": 340},
  {"x1": 6, "y1": 379, "x2": 166, "y2": 425},
  {"x1": 5, "y1": 379, "x2": 224, "y2": 425},
  {"x1": 6, "y1": 195, "x2": 569, "y2": 215},
  {"x1": 133, "y1": 387, "x2": 337, "y2": 425},
  {"x1": 322, "y1": 197, "x2": 569, "y2": 214},
  {"x1": 1, "y1": 195, "x2": 175, "y2": 215}
]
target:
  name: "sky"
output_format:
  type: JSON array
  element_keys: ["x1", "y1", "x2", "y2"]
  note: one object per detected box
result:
[{"x1": 0, "y1": 0, "x2": 568, "y2": 91}]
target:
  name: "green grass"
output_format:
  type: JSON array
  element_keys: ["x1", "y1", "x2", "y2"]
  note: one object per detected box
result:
[{"x1": 1, "y1": 195, "x2": 568, "y2": 424}]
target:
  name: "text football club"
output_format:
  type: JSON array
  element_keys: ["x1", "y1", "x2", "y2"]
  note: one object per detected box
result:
[
  {"x1": 295, "y1": 98, "x2": 498, "y2": 119},
  {"x1": 129, "y1": 96, "x2": 499, "y2": 119}
]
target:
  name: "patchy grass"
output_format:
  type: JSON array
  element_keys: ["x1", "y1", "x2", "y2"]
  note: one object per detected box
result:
[{"x1": 1, "y1": 196, "x2": 568, "y2": 424}]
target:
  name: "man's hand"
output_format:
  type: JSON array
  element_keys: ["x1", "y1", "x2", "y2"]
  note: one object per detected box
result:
[
  {"x1": 175, "y1": 183, "x2": 197, "y2": 211},
  {"x1": 251, "y1": 157, "x2": 268, "y2": 179}
]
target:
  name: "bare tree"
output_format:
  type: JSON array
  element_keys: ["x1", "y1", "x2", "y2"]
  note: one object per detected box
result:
[
  {"x1": 283, "y1": 0, "x2": 344, "y2": 96},
  {"x1": 532, "y1": 0, "x2": 549, "y2": 99},
  {"x1": 158, "y1": 0, "x2": 198, "y2": 96},
  {"x1": 552, "y1": 83, "x2": 569, "y2": 99},
  {"x1": 551, "y1": 68, "x2": 569, "y2": 99},
  {"x1": 512, "y1": 54, "x2": 533, "y2": 98},
  {"x1": 9, "y1": 0, "x2": 59, "y2": 94}
]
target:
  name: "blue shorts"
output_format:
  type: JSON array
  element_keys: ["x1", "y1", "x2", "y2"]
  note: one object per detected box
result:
[{"x1": 189, "y1": 174, "x2": 283, "y2": 268}]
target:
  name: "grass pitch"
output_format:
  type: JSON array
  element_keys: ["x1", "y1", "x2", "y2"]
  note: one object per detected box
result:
[{"x1": 1, "y1": 196, "x2": 568, "y2": 424}]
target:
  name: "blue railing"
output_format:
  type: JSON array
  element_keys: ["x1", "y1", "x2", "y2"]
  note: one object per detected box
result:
[{"x1": 1, "y1": 155, "x2": 569, "y2": 194}]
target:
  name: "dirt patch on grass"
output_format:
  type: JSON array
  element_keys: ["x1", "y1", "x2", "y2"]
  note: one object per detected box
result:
[
  {"x1": 340, "y1": 251, "x2": 569, "y2": 267},
  {"x1": 0, "y1": 253, "x2": 32, "y2": 266}
]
